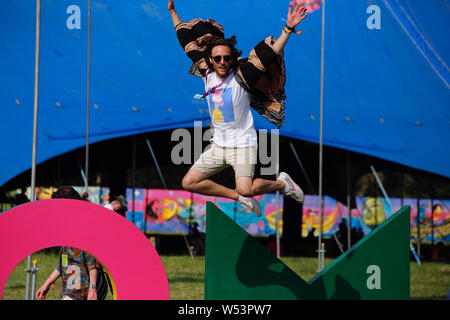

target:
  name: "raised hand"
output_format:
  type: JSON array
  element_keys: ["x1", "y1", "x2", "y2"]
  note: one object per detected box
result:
[
  {"x1": 168, "y1": 0, "x2": 175, "y2": 13},
  {"x1": 287, "y1": 5, "x2": 308, "y2": 29},
  {"x1": 168, "y1": 0, "x2": 181, "y2": 26}
]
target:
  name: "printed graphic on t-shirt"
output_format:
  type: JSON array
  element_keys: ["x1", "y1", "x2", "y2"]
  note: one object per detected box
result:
[
  {"x1": 57, "y1": 247, "x2": 98, "y2": 300},
  {"x1": 66, "y1": 264, "x2": 81, "y2": 290},
  {"x1": 208, "y1": 87, "x2": 234, "y2": 123}
]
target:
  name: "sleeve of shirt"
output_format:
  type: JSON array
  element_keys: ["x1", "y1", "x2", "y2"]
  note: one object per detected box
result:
[
  {"x1": 235, "y1": 36, "x2": 287, "y2": 128},
  {"x1": 83, "y1": 251, "x2": 98, "y2": 271},
  {"x1": 235, "y1": 36, "x2": 282, "y2": 91},
  {"x1": 175, "y1": 18, "x2": 225, "y2": 78},
  {"x1": 55, "y1": 248, "x2": 63, "y2": 272}
]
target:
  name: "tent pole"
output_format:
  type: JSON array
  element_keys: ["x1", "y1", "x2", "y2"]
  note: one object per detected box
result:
[
  {"x1": 144, "y1": 167, "x2": 150, "y2": 234},
  {"x1": 26, "y1": 0, "x2": 41, "y2": 301},
  {"x1": 430, "y1": 179, "x2": 434, "y2": 246},
  {"x1": 276, "y1": 190, "x2": 280, "y2": 258},
  {"x1": 346, "y1": 151, "x2": 351, "y2": 251},
  {"x1": 400, "y1": 171, "x2": 404, "y2": 207},
  {"x1": 146, "y1": 138, "x2": 167, "y2": 190},
  {"x1": 132, "y1": 135, "x2": 136, "y2": 225},
  {"x1": 145, "y1": 137, "x2": 193, "y2": 258},
  {"x1": 318, "y1": 0, "x2": 326, "y2": 272},
  {"x1": 276, "y1": 136, "x2": 280, "y2": 258},
  {"x1": 289, "y1": 141, "x2": 315, "y2": 193},
  {"x1": 371, "y1": 165, "x2": 421, "y2": 265},
  {"x1": 84, "y1": 0, "x2": 91, "y2": 193},
  {"x1": 189, "y1": 192, "x2": 193, "y2": 232},
  {"x1": 370, "y1": 165, "x2": 393, "y2": 210},
  {"x1": 143, "y1": 188, "x2": 148, "y2": 234},
  {"x1": 416, "y1": 174, "x2": 421, "y2": 259}
]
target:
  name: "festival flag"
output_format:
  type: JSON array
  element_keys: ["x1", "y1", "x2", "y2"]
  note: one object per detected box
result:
[{"x1": 290, "y1": 0, "x2": 322, "y2": 13}]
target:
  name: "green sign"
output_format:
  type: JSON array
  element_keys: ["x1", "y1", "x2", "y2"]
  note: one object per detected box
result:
[{"x1": 205, "y1": 202, "x2": 410, "y2": 300}]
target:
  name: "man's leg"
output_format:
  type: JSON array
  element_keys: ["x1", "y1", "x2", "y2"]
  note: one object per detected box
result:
[
  {"x1": 182, "y1": 169, "x2": 239, "y2": 200},
  {"x1": 233, "y1": 146, "x2": 264, "y2": 217},
  {"x1": 235, "y1": 177, "x2": 281, "y2": 196},
  {"x1": 183, "y1": 143, "x2": 240, "y2": 200},
  {"x1": 183, "y1": 170, "x2": 262, "y2": 217},
  {"x1": 252, "y1": 178, "x2": 284, "y2": 195},
  {"x1": 234, "y1": 146, "x2": 283, "y2": 196},
  {"x1": 236, "y1": 175, "x2": 304, "y2": 203},
  {"x1": 234, "y1": 147, "x2": 304, "y2": 203}
]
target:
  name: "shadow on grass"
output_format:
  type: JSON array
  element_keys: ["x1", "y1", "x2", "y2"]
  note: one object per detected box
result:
[
  {"x1": 411, "y1": 295, "x2": 447, "y2": 300},
  {"x1": 4, "y1": 284, "x2": 26, "y2": 290},
  {"x1": 168, "y1": 276, "x2": 204, "y2": 284}
]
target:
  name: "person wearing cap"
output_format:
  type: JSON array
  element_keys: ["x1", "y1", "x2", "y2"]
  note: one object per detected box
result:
[
  {"x1": 168, "y1": 0, "x2": 307, "y2": 216},
  {"x1": 104, "y1": 194, "x2": 128, "y2": 217}
]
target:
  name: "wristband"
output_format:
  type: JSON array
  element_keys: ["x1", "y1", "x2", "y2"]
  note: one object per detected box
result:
[
  {"x1": 284, "y1": 24, "x2": 303, "y2": 35},
  {"x1": 282, "y1": 30, "x2": 291, "y2": 38},
  {"x1": 89, "y1": 283, "x2": 97, "y2": 289},
  {"x1": 285, "y1": 24, "x2": 295, "y2": 31}
]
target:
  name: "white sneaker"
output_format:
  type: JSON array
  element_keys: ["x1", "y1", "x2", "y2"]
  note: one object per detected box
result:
[
  {"x1": 277, "y1": 172, "x2": 304, "y2": 203},
  {"x1": 239, "y1": 196, "x2": 262, "y2": 217}
]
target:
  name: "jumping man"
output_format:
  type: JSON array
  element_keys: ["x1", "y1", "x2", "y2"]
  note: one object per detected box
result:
[{"x1": 169, "y1": 0, "x2": 307, "y2": 216}]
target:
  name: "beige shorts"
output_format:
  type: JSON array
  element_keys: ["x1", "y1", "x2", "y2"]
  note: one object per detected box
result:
[{"x1": 191, "y1": 143, "x2": 257, "y2": 178}]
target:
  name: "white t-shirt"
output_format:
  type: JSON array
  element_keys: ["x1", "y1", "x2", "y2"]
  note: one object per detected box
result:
[{"x1": 203, "y1": 71, "x2": 258, "y2": 148}]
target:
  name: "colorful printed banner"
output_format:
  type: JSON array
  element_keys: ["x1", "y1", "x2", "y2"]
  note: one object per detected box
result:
[
  {"x1": 125, "y1": 189, "x2": 449, "y2": 244},
  {"x1": 301, "y1": 196, "x2": 449, "y2": 243},
  {"x1": 125, "y1": 189, "x2": 283, "y2": 236},
  {"x1": 301, "y1": 195, "x2": 352, "y2": 238},
  {"x1": 4, "y1": 186, "x2": 447, "y2": 244},
  {"x1": 355, "y1": 197, "x2": 450, "y2": 243},
  {"x1": 22, "y1": 186, "x2": 110, "y2": 205},
  {"x1": 73, "y1": 186, "x2": 110, "y2": 205}
]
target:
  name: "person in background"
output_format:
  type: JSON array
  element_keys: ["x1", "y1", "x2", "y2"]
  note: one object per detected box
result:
[
  {"x1": 35, "y1": 186, "x2": 99, "y2": 300},
  {"x1": 104, "y1": 194, "x2": 128, "y2": 217}
]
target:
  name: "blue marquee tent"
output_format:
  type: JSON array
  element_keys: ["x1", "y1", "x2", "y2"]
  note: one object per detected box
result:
[{"x1": 1, "y1": 0, "x2": 449, "y2": 187}]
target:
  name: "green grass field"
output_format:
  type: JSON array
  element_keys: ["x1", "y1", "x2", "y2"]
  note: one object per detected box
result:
[{"x1": 2, "y1": 250, "x2": 449, "y2": 300}]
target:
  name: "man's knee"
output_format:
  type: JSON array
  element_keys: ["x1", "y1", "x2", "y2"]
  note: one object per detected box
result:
[
  {"x1": 182, "y1": 175, "x2": 194, "y2": 191},
  {"x1": 182, "y1": 170, "x2": 205, "y2": 191},
  {"x1": 236, "y1": 186, "x2": 253, "y2": 198},
  {"x1": 236, "y1": 176, "x2": 253, "y2": 197}
]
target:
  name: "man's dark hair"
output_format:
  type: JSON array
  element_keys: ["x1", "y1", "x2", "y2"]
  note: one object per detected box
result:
[
  {"x1": 200, "y1": 35, "x2": 242, "y2": 71},
  {"x1": 52, "y1": 186, "x2": 88, "y2": 200}
]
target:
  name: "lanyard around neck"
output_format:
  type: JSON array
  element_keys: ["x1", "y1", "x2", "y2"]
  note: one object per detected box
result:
[{"x1": 201, "y1": 68, "x2": 232, "y2": 99}]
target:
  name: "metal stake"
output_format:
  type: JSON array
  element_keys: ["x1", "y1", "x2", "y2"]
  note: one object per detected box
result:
[
  {"x1": 26, "y1": 0, "x2": 41, "y2": 300},
  {"x1": 318, "y1": 0, "x2": 326, "y2": 272},
  {"x1": 84, "y1": 0, "x2": 91, "y2": 192},
  {"x1": 30, "y1": 259, "x2": 39, "y2": 300}
]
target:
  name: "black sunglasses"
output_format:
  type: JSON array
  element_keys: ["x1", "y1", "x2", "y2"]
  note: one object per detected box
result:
[{"x1": 212, "y1": 55, "x2": 232, "y2": 63}]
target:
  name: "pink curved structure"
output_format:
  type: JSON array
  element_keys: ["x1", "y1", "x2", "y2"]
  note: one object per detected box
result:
[{"x1": 0, "y1": 199, "x2": 169, "y2": 300}]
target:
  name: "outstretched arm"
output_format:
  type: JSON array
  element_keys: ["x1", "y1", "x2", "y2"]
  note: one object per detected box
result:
[
  {"x1": 36, "y1": 268, "x2": 60, "y2": 300},
  {"x1": 272, "y1": 5, "x2": 308, "y2": 53},
  {"x1": 168, "y1": 0, "x2": 181, "y2": 27}
]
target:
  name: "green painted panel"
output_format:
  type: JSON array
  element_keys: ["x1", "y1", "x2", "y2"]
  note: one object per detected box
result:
[
  {"x1": 308, "y1": 205, "x2": 410, "y2": 300},
  {"x1": 204, "y1": 202, "x2": 309, "y2": 300},
  {"x1": 204, "y1": 202, "x2": 410, "y2": 300}
]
